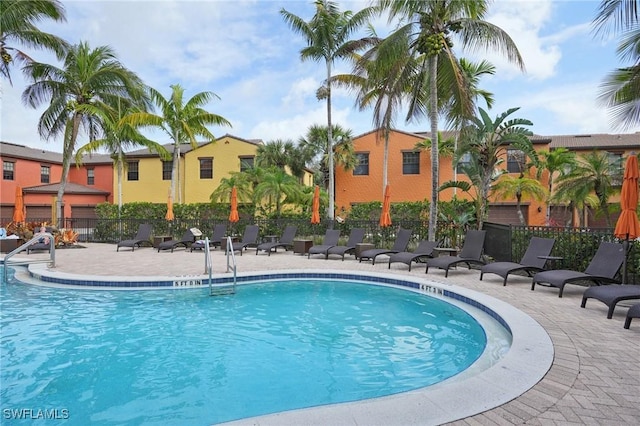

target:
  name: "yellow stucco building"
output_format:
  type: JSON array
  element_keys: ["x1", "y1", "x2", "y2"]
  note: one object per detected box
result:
[{"x1": 118, "y1": 134, "x2": 263, "y2": 204}]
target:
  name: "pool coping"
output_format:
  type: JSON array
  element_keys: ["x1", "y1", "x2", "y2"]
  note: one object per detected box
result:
[{"x1": 21, "y1": 263, "x2": 553, "y2": 425}]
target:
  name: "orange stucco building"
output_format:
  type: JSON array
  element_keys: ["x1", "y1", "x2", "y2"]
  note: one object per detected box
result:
[
  {"x1": 336, "y1": 129, "x2": 640, "y2": 227},
  {"x1": 1, "y1": 142, "x2": 112, "y2": 222}
]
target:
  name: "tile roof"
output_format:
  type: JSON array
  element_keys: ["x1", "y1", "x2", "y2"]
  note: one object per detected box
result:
[
  {"x1": 1, "y1": 141, "x2": 113, "y2": 164},
  {"x1": 22, "y1": 182, "x2": 110, "y2": 195}
]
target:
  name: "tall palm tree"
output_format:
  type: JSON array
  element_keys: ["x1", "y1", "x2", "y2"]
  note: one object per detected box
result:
[
  {"x1": 593, "y1": 0, "x2": 640, "y2": 129},
  {"x1": 74, "y1": 100, "x2": 171, "y2": 214},
  {"x1": 492, "y1": 174, "x2": 547, "y2": 225},
  {"x1": 22, "y1": 41, "x2": 146, "y2": 226},
  {"x1": 376, "y1": 0, "x2": 525, "y2": 241},
  {"x1": 126, "y1": 84, "x2": 231, "y2": 203},
  {"x1": 281, "y1": 0, "x2": 375, "y2": 219},
  {"x1": 331, "y1": 26, "x2": 413, "y2": 197},
  {"x1": 455, "y1": 107, "x2": 537, "y2": 229},
  {"x1": 0, "y1": 0, "x2": 68, "y2": 85},
  {"x1": 536, "y1": 147, "x2": 577, "y2": 225},
  {"x1": 298, "y1": 124, "x2": 355, "y2": 189},
  {"x1": 553, "y1": 150, "x2": 623, "y2": 227}
]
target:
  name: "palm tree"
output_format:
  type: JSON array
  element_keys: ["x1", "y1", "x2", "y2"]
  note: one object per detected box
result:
[
  {"x1": 536, "y1": 147, "x2": 577, "y2": 225},
  {"x1": 492, "y1": 174, "x2": 547, "y2": 225},
  {"x1": 553, "y1": 150, "x2": 623, "y2": 227},
  {"x1": 298, "y1": 124, "x2": 355, "y2": 190},
  {"x1": 256, "y1": 139, "x2": 309, "y2": 181},
  {"x1": 454, "y1": 107, "x2": 537, "y2": 229},
  {"x1": 331, "y1": 26, "x2": 413, "y2": 197},
  {"x1": 376, "y1": 0, "x2": 525, "y2": 241},
  {"x1": 126, "y1": 84, "x2": 231, "y2": 203},
  {"x1": 209, "y1": 172, "x2": 253, "y2": 204},
  {"x1": 22, "y1": 41, "x2": 146, "y2": 226},
  {"x1": 74, "y1": 100, "x2": 171, "y2": 214},
  {"x1": 253, "y1": 167, "x2": 304, "y2": 217},
  {"x1": 0, "y1": 0, "x2": 68, "y2": 85},
  {"x1": 281, "y1": 0, "x2": 375, "y2": 219},
  {"x1": 593, "y1": 0, "x2": 640, "y2": 129}
]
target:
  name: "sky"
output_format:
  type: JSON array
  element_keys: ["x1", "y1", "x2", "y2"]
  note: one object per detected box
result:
[{"x1": 1, "y1": 0, "x2": 637, "y2": 154}]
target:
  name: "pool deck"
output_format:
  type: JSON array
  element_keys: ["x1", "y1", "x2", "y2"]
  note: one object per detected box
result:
[{"x1": 6, "y1": 243, "x2": 640, "y2": 425}]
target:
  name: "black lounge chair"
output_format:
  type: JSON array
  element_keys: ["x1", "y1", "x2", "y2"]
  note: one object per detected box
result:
[
  {"x1": 480, "y1": 237, "x2": 556, "y2": 286},
  {"x1": 359, "y1": 228, "x2": 412, "y2": 264},
  {"x1": 425, "y1": 230, "x2": 486, "y2": 277},
  {"x1": 388, "y1": 240, "x2": 438, "y2": 271},
  {"x1": 158, "y1": 229, "x2": 196, "y2": 252},
  {"x1": 256, "y1": 225, "x2": 297, "y2": 256},
  {"x1": 327, "y1": 228, "x2": 366, "y2": 260},
  {"x1": 531, "y1": 241, "x2": 624, "y2": 297},
  {"x1": 116, "y1": 223, "x2": 153, "y2": 252},
  {"x1": 307, "y1": 229, "x2": 341, "y2": 259},
  {"x1": 191, "y1": 224, "x2": 227, "y2": 252},
  {"x1": 229, "y1": 225, "x2": 260, "y2": 255},
  {"x1": 625, "y1": 303, "x2": 640, "y2": 329},
  {"x1": 26, "y1": 227, "x2": 54, "y2": 254},
  {"x1": 580, "y1": 284, "x2": 640, "y2": 319}
]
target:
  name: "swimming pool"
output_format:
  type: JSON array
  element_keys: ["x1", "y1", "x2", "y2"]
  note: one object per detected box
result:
[{"x1": 3, "y1": 264, "x2": 552, "y2": 424}]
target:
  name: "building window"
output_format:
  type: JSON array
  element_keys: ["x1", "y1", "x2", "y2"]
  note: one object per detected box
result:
[
  {"x1": 457, "y1": 152, "x2": 471, "y2": 174},
  {"x1": 87, "y1": 168, "x2": 95, "y2": 185},
  {"x1": 162, "y1": 161, "x2": 172, "y2": 180},
  {"x1": 507, "y1": 149, "x2": 526, "y2": 173},
  {"x1": 127, "y1": 161, "x2": 139, "y2": 181},
  {"x1": 41, "y1": 165, "x2": 50, "y2": 183},
  {"x1": 3, "y1": 161, "x2": 14, "y2": 180},
  {"x1": 199, "y1": 158, "x2": 213, "y2": 179},
  {"x1": 402, "y1": 151, "x2": 420, "y2": 175},
  {"x1": 354, "y1": 153, "x2": 369, "y2": 175},
  {"x1": 240, "y1": 156, "x2": 254, "y2": 172}
]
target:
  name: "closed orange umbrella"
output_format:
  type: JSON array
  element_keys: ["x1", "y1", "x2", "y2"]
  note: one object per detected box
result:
[
  {"x1": 165, "y1": 193, "x2": 174, "y2": 221},
  {"x1": 311, "y1": 185, "x2": 320, "y2": 224},
  {"x1": 379, "y1": 184, "x2": 392, "y2": 227},
  {"x1": 229, "y1": 186, "x2": 239, "y2": 223},
  {"x1": 13, "y1": 186, "x2": 25, "y2": 223},
  {"x1": 614, "y1": 154, "x2": 640, "y2": 240},
  {"x1": 614, "y1": 154, "x2": 639, "y2": 283}
]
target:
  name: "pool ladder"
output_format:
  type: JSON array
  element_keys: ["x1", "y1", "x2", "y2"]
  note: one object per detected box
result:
[
  {"x1": 206, "y1": 236, "x2": 236, "y2": 296},
  {"x1": 1, "y1": 233, "x2": 56, "y2": 282}
]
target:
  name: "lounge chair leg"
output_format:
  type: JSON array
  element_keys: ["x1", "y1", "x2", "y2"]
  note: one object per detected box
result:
[{"x1": 624, "y1": 317, "x2": 632, "y2": 329}]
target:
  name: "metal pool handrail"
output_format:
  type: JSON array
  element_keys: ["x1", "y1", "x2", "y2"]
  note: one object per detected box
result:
[
  {"x1": 2, "y1": 233, "x2": 55, "y2": 281},
  {"x1": 208, "y1": 236, "x2": 236, "y2": 296}
]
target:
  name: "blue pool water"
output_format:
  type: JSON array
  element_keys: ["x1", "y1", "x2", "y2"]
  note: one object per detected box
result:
[{"x1": 1, "y1": 274, "x2": 487, "y2": 425}]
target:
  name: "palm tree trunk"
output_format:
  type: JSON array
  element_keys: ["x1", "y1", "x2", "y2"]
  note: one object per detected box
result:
[
  {"x1": 326, "y1": 60, "x2": 335, "y2": 220},
  {"x1": 428, "y1": 55, "x2": 439, "y2": 241},
  {"x1": 56, "y1": 114, "x2": 81, "y2": 228},
  {"x1": 171, "y1": 132, "x2": 180, "y2": 202},
  {"x1": 383, "y1": 131, "x2": 389, "y2": 193}
]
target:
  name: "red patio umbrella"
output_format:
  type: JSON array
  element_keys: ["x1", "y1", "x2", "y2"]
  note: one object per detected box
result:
[
  {"x1": 379, "y1": 184, "x2": 392, "y2": 227},
  {"x1": 311, "y1": 185, "x2": 320, "y2": 224},
  {"x1": 614, "y1": 154, "x2": 639, "y2": 283},
  {"x1": 229, "y1": 186, "x2": 239, "y2": 223},
  {"x1": 13, "y1": 186, "x2": 25, "y2": 223}
]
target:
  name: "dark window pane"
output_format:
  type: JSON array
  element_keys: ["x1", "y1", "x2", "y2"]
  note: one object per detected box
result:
[
  {"x1": 3, "y1": 161, "x2": 15, "y2": 180},
  {"x1": 507, "y1": 149, "x2": 526, "y2": 173},
  {"x1": 162, "y1": 161, "x2": 172, "y2": 180},
  {"x1": 41, "y1": 165, "x2": 50, "y2": 183},
  {"x1": 200, "y1": 158, "x2": 213, "y2": 179},
  {"x1": 402, "y1": 152, "x2": 420, "y2": 175},
  {"x1": 127, "y1": 161, "x2": 139, "y2": 181},
  {"x1": 240, "y1": 156, "x2": 254, "y2": 172},
  {"x1": 354, "y1": 153, "x2": 369, "y2": 175},
  {"x1": 87, "y1": 168, "x2": 95, "y2": 185}
]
